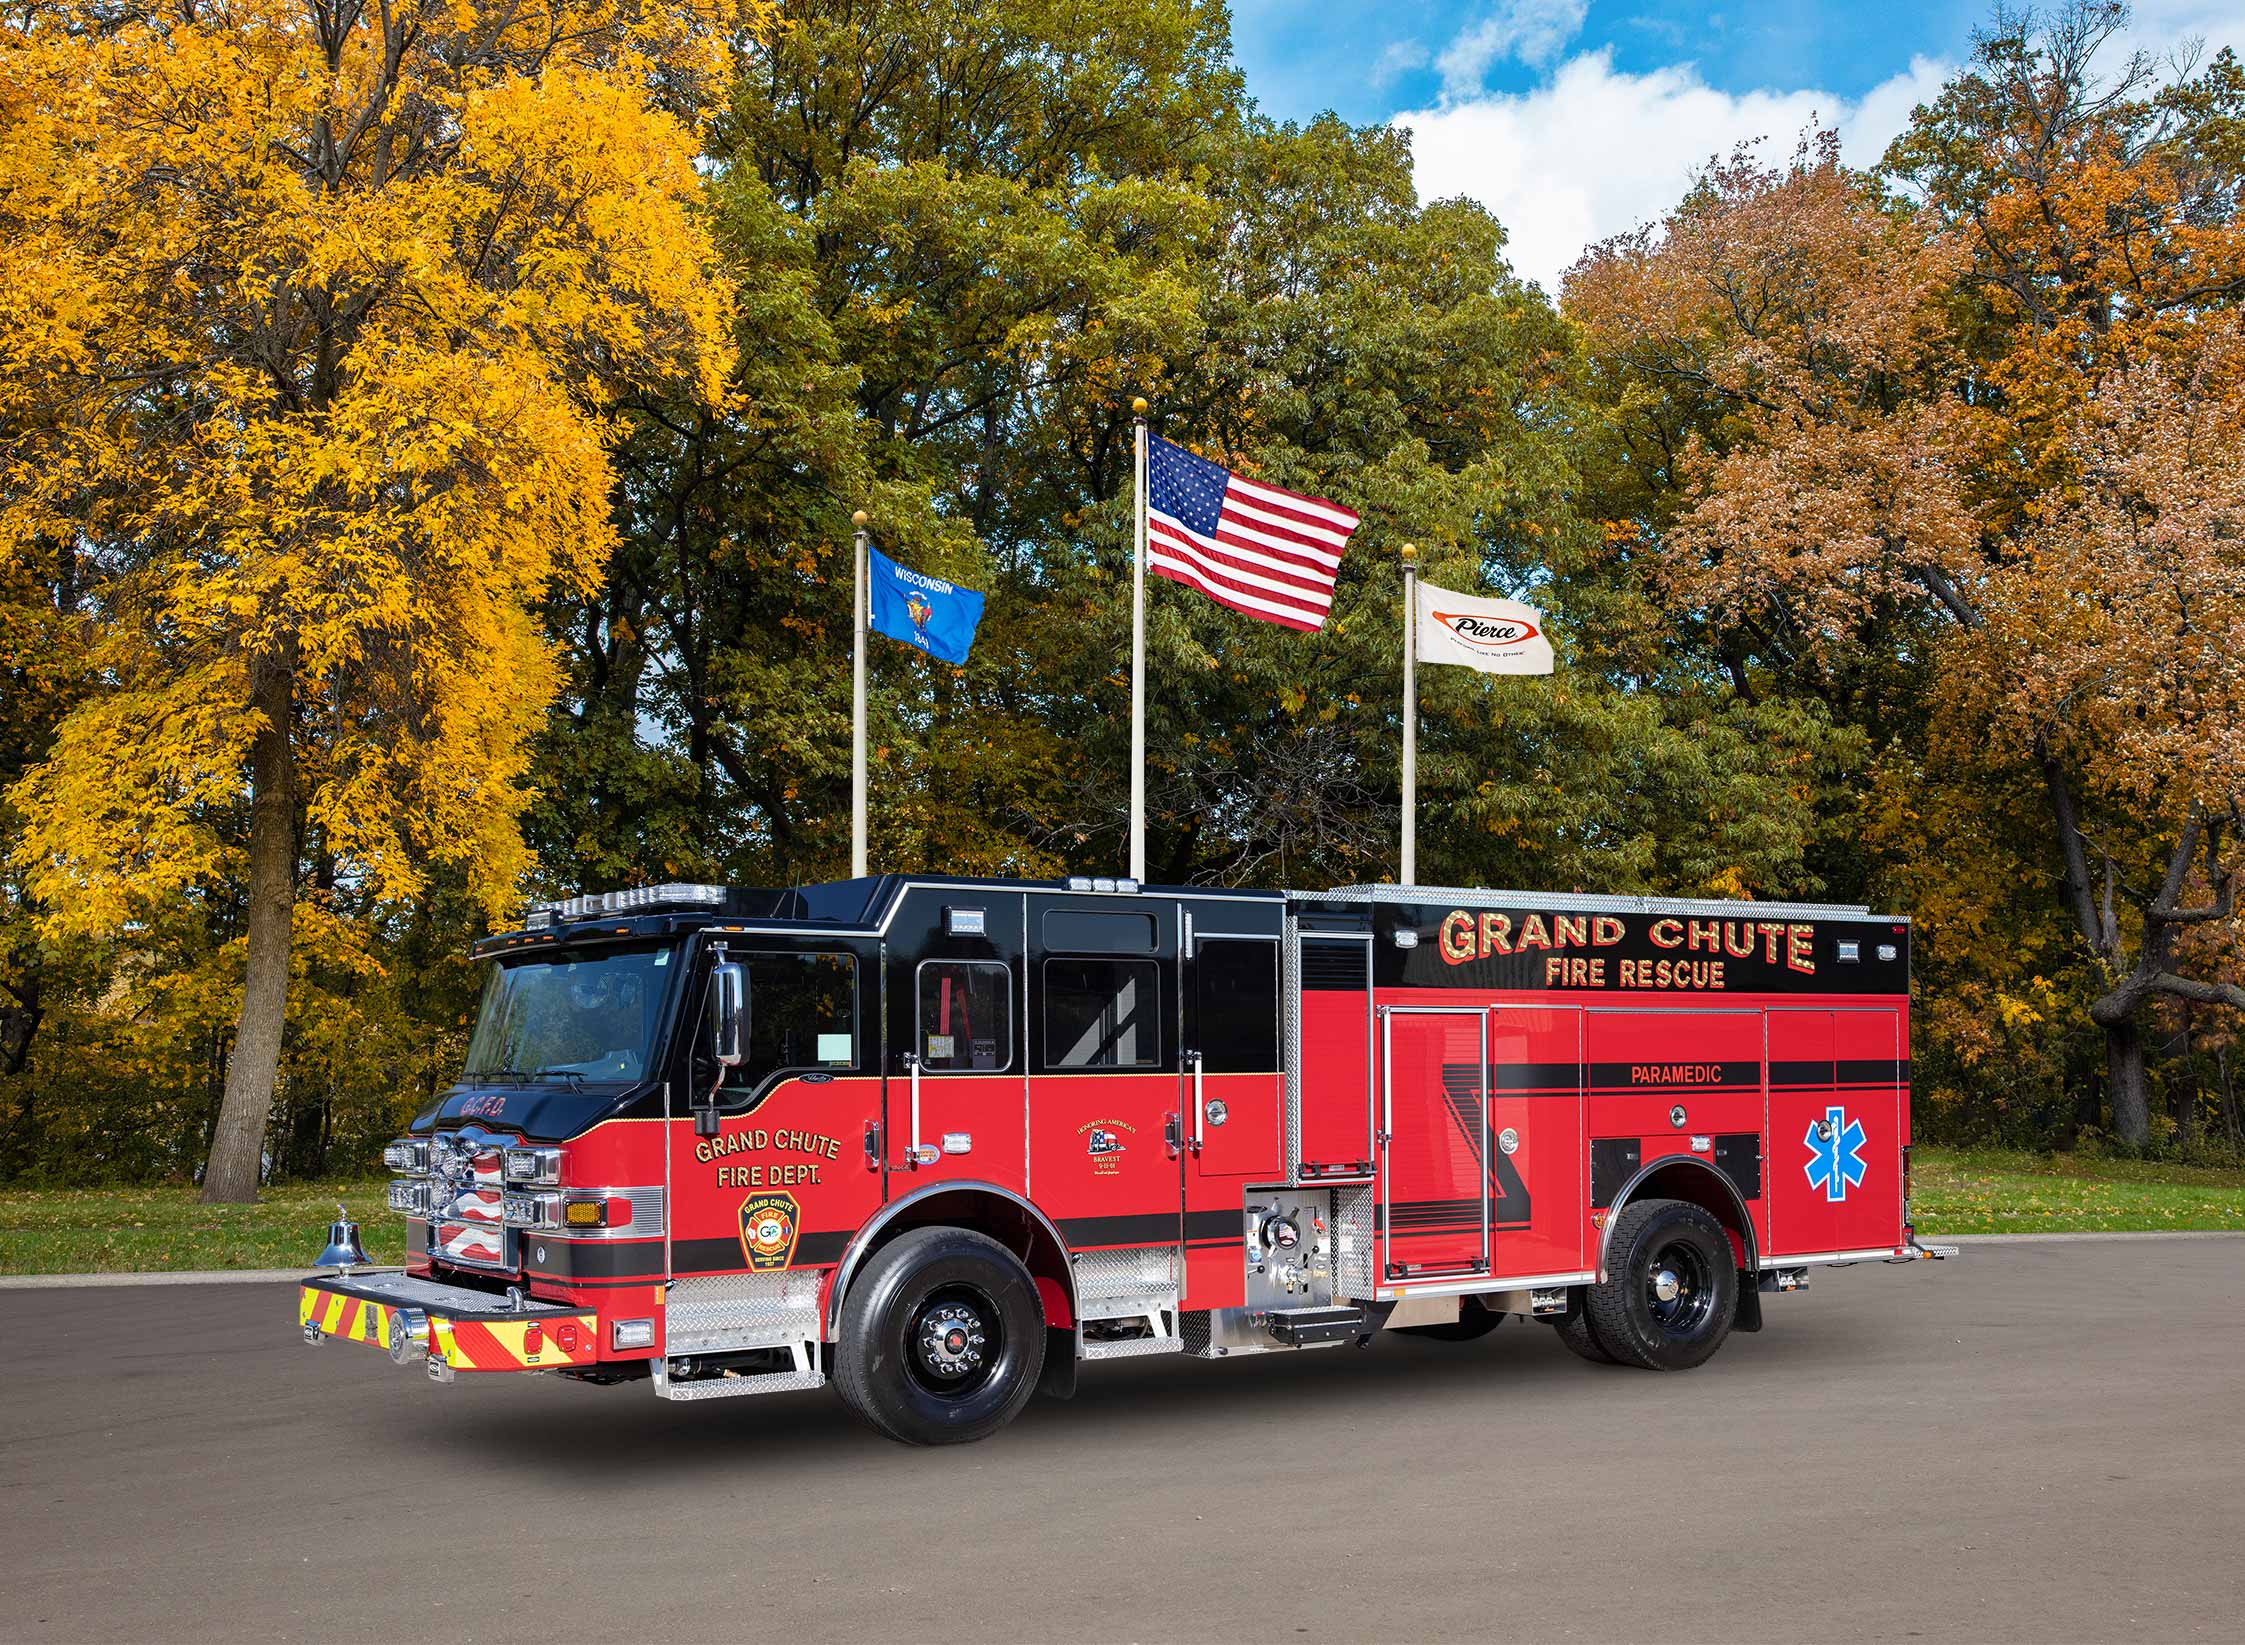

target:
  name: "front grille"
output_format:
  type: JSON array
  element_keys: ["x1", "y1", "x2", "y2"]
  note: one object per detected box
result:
[{"x1": 422, "y1": 1127, "x2": 520, "y2": 1273}]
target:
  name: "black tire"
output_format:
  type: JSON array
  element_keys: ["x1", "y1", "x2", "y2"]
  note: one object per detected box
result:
[
  {"x1": 1397, "y1": 1296, "x2": 1506, "y2": 1341},
  {"x1": 1544, "y1": 1292, "x2": 1615, "y2": 1363},
  {"x1": 835, "y1": 1226, "x2": 1046, "y2": 1445},
  {"x1": 1584, "y1": 1198, "x2": 1738, "y2": 1371}
]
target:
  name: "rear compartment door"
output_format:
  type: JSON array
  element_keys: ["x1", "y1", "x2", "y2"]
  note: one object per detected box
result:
[
  {"x1": 1379, "y1": 1007, "x2": 1490, "y2": 1282},
  {"x1": 1765, "y1": 1008, "x2": 1904, "y2": 1257},
  {"x1": 1486, "y1": 1005, "x2": 1585, "y2": 1279}
]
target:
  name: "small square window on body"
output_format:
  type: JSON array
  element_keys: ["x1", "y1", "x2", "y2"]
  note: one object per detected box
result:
[{"x1": 919, "y1": 961, "x2": 1012, "y2": 1071}]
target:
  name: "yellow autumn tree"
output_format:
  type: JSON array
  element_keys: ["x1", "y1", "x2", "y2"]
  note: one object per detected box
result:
[{"x1": 0, "y1": 0, "x2": 751, "y2": 1200}]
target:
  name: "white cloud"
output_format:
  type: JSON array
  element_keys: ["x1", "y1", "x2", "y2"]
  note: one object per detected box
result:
[
  {"x1": 1371, "y1": 37, "x2": 1432, "y2": 92},
  {"x1": 1401, "y1": 5, "x2": 2245, "y2": 297},
  {"x1": 1436, "y1": 0, "x2": 1591, "y2": 99},
  {"x1": 1400, "y1": 50, "x2": 1952, "y2": 294}
]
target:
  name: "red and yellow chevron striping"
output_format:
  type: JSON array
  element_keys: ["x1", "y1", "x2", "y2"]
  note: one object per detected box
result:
[{"x1": 298, "y1": 1285, "x2": 599, "y2": 1371}]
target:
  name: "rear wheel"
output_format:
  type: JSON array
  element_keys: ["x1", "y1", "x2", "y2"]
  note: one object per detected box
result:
[
  {"x1": 835, "y1": 1226, "x2": 1045, "y2": 1445},
  {"x1": 1397, "y1": 1296, "x2": 1506, "y2": 1341},
  {"x1": 1544, "y1": 1292, "x2": 1615, "y2": 1363},
  {"x1": 1583, "y1": 1198, "x2": 1738, "y2": 1371}
]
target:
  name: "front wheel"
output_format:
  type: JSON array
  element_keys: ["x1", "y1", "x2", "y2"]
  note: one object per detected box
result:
[
  {"x1": 835, "y1": 1226, "x2": 1046, "y2": 1445},
  {"x1": 1583, "y1": 1198, "x2": 1738, "y2": 1371}
]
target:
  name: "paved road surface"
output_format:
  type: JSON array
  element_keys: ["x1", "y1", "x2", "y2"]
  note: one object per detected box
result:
[{"x1": 4, "y1": 1239, "x2": 2241, "y2": 1642}]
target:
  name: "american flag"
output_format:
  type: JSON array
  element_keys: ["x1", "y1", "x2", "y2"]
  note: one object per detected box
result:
[{"x1": 1146, "y1": 434, "x2": 1359, "y2": 632}]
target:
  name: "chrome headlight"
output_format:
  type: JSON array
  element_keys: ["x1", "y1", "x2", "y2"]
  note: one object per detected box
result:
[
  {"x1": 385, "y1": 1179, "x2": 428, "y2": 1216},
  {"x1": 382, "y1": 1137, "x2": 429, "y2": 1174},
  {"x1": 502, "y1": 1190, "x2": 560, "y2": 1230},
  {"x1": 501, "y1": 1146, "x2": 561, "y2": 1185}
]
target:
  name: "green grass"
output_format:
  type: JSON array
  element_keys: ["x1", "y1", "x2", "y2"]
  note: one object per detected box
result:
[
  {"x1": 0, "y1": 1180, "x2": 404, "y2": 1274},
  {"x1": 1911, "y1": 1146, "x2": 2245, "y2": 1234},
  {"x1": 1, "y1": 1147, "x2": 2240, "y2": 1274}
]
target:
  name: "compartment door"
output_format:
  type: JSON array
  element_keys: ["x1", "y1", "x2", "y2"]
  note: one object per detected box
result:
[
  {"x1": 1487, "y1": 1005, "x2": 1585, "y2": 1279},
  {"x1": 1297, "y1": 933, "x2": 1375, "y2": 1178},
  {"x1": 1379, "y1": 1007, "x2": 1490, "y2": 1282},
  {"x1": 1184, "y1": 934, "x2": 1281, "y2": 1179},
  {"x1": 1766, "y1": 1008, "x2": 1904, "y2": 1257}
]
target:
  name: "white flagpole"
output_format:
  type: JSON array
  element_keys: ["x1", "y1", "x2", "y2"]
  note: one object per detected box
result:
[
  {"x1": 851, "y1": 509, "x2": 870, "y2": 879},
  {"x1": 1400, "y1": 541, "x2": 1418, "y2": 885},
  {"x1": 1130, "y1": 397, "x2": 1149, "y2": 882}
]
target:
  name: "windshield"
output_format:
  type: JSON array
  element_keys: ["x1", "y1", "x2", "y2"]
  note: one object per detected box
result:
[{"x1": 462, "y1": 945, "x2": 677, "y2": 1084}]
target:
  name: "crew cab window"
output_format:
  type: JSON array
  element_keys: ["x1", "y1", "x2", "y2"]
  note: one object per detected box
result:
[
  {"x1": 714, "y1": 952, "x2": 857, "y2": 1097},
  {"x1": 1042, "y1": 958, "x2": 1159, "y2": 1068},
  {"x1": 918, "y1": 962, "x2": 1011, "y2": 1071}
]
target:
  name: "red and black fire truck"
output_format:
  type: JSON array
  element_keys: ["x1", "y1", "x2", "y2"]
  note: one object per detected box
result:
[{"x1": 299, "y1": 875, "x2": 1951, "y2": 1443}]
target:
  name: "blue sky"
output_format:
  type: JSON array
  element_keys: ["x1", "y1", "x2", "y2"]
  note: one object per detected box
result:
[{"x1": 1226, "y1": 0, "x2": 2244, "y2": 291}]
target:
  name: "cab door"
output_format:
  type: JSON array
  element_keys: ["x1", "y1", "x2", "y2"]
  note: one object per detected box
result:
[
  {"x1": 883, "y1": 888, "x2": 1027, "y2": 1198},
  {"x1": 667, "y1": 936, "x2": 884, "y2": 1281},
  {"x1": 1024, "y1": 892, "x2": 1182, "y2": 1271}
]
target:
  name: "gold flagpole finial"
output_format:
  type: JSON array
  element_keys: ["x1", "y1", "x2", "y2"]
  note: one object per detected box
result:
[
  {"x1": 851, "y1": 509, "x2": 868, "y2": 529},
  {"x1": 1401, "y1": 541, "x2": 1417, "y2": 561},
  {"x1": 1131, "y1": 397, "x2": 1148, "y2": 416}
]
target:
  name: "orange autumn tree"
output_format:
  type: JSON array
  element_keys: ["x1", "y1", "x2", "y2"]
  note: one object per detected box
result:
[
  {"x1": 1572, "y1": 6, "x2": 2245, "y2": 1141},
  {"x1": 0, "y1": 0, "x2": 747, "y2": 1200},
  {"x1": 1960, "y1": 324, "x2": 2245, "y2": 1047}
]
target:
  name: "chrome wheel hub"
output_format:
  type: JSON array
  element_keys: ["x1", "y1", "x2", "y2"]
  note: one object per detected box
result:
[
  {"x1": 1643, "y1": 1238, "x2": 1717, "y2": 1338},
  {"x1": 917, "y1": 1303, "x2": 988, "y2": 1379}
]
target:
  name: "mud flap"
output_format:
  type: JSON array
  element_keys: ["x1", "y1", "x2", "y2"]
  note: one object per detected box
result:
[
  {"x1": 1733, "y1": 1273, "x2": 1763, "y2": 1333},
  {"x1": 1038, "y1": 1325, "x2": 1078, "y2": 1399}
]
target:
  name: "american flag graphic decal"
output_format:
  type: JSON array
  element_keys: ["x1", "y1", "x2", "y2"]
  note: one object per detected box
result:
[{"x1": 1145, "y1": 435, "x2": 1359, "y2": 631}]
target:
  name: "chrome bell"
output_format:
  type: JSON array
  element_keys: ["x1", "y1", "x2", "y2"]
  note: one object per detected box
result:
[{"x1": 316, "y1": 1203, "x2": 370, "y2": 1272}]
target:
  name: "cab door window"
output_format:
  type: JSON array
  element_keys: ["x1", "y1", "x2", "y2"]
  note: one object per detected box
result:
[
  {"x1": 1042, "y1": 958, "x2": 1160, "y2": 1069},
  {"x1": 709, "y1": 951, "x2": 858, "y2": 1101},
  {"x1": 918, "y1": 962, "x2": 1012, "y2": 1071}
]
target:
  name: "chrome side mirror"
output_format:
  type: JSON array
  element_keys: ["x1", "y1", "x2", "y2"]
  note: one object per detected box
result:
[{"x1": 710, "y1": 961, "x2": 746, "y2": 1067}]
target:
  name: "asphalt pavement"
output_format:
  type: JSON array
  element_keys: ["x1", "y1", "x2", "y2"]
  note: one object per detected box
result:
[{"x1": 3, "y1": 1237, "x2": 2241, "y2": 1643}]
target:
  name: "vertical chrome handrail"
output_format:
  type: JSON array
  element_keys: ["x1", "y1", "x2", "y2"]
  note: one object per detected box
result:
[
  {"x1": 903, "y1": 1052, "x2": 935, "y2": 1166},
  {"x1": 1188, "y1": 1050, "x2": 1206, "y2": 1154}
]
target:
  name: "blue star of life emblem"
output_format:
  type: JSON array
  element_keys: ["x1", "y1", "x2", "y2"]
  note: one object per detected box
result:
[{"x1": 1804, "y1": 1104, "x2": 1868, "y2": 1202}]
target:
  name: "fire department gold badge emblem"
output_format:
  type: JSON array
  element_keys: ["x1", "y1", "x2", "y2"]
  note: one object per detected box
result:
[{"x1": 737, "y1": 1191, "x2": 800, "y2": 1270}]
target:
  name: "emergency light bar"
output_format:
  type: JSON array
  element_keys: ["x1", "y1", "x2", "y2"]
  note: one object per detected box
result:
[{"x1": 523, "y1": 882, "x2": 728, "y2": 927}]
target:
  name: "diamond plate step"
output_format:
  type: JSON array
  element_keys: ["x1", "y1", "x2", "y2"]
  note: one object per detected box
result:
[
  {"x1": 1080, "y1": 1332, "x2": 1183, "y2": 1359},
  {"x1": 1078, "y1": 1289, "x2": 1179, "y2": 1322},
  {"x1": 665, "y1": 1270, "x2": 823, "y2": 1355},
  {"x1": 653, "y1": 1365, "x2": 827, "y2": 1400},
  {"x1": 1074, "y1": 1245, "x2": 1181, "y2": 1322},
  {"x1": 651, "y1": 1347, "x2": 823, "y2": 1401}
]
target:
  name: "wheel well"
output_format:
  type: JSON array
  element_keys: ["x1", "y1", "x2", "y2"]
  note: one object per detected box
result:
[
  {"x1": 1603, "y1": 1157, "x2": 1758, "y2": 1277},
  {"x1": 823, "y1": 1184, "x2": 1077, "y2": 1337}
]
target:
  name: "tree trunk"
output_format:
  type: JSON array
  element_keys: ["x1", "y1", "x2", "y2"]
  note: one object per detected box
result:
[
  {"x1": 2218, "y1": 1046, "x2": 2241, "y2": 1150},
  {"x1": 199, "y1": 661, "x2": 297, "y2": 1204},
  {"x1": 2176, "y1": 1008, "x2": 2199, "y2": 1150},
  {"x1": 2104, "y1": 1017, "x2": 2149, "y2": 1148}
]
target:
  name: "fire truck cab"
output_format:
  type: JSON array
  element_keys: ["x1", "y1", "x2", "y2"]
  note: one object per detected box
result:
[{"x1": 299, "y1": 875, "x2": 1950, "y2": 1444}]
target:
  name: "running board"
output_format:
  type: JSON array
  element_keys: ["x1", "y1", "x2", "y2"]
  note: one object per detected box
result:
[
  {"x1": 651, "y1": 1346, "x2": 824, "y2": 1401},
  {"x1": 1078, "y1": 1304, "x2": 1182, "y2": 1359}
]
